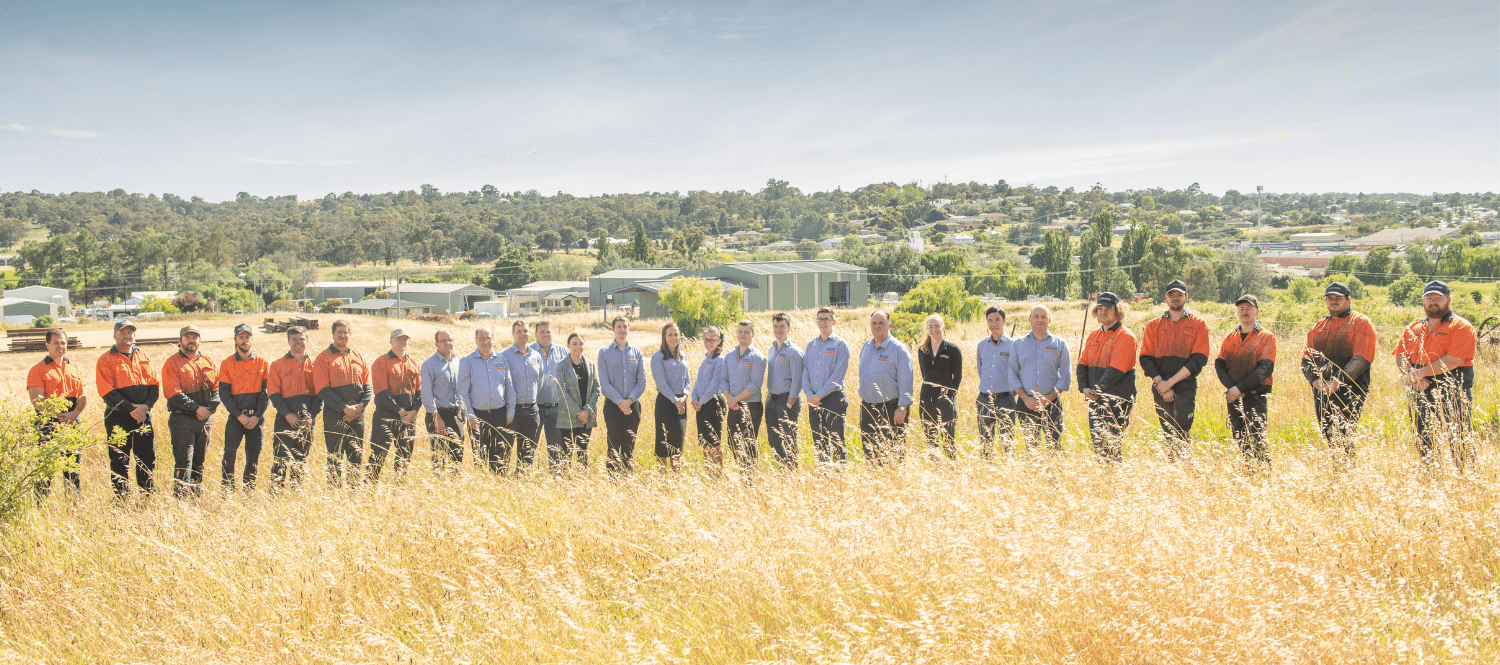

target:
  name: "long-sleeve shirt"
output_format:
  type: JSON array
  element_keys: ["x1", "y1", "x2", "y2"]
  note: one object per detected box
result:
[
  {"x1": 1215, "y1": 324, "x2": 1277, "y2": 394},
  {"x1": 651, "y1": 350, "x2": 691, "y2": 399},
  {"x1": 917, "y1": 339, "x2": 962, "y2": 400},
  {"x1": 371, "y1": 351, "x2": 422, "y2": 416},
  {"x1": 723, "y1": 345, "x2": 767, "y2": 403},
  {"x1": 1076, "y1": 322, "x2": 1138, "y2": 398},
  {"x1": 1009, "y1": 331, "x2": 1071, "y2": 398},
  {"x1": 457, "y1": 349, "x2": 511, "y2": 418},
  {"x1": 162, "y1": 351, "x2": 220, "y2": 416},
  {"x1": 268, "y1": 353, "x2": 320, "y2": 419},
  {"x1": 1302, "y1": 309, "x2": 1379, "y2": 394},
  {"x1": 975, "y1": 334, "x2": 1015, "y2": 394},
  {"x1": 500, "y1": 344, "x2": 542, "y2": 418},
  {"x1": 1138, "y1": 310, "x2": 1211, "y2": 387},
  {"x1": 765, "y1": 339, "x2": 803, "y2": 398},
  {"x1": 857, "y1": 335, "x2": 914, "y2": 406},
  {"x1": 691, "y1": 355, "x2": 726, "y2": 403},
  {"x1": 421, "y1": 352, "x2": 462, "y2": 411},
  {"x1": 529, "y1": 341, "x2": 568, "y2": 405},
  {"x1": 801, "y1": 334, "x2": 850, "y2": 399},
  {"x1": 597, "y1": 341, "x2": 647, "y2": 404},
  {"x1": 218, "y1": 351, "x2": 269, "y2": 419},
  {"x1": 96, "y1": 345, "x2": 159, "y2": 417},
  {"x1": 312, "y1": 345, "x2": 371, "y2": 413}
]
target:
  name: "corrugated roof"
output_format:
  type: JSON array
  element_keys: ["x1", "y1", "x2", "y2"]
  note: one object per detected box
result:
[
  {"x1": 514, "y1": 281, "x2": 589, "y2": 291},
  {"x1": 338, "y1": 298, "x2": 429, "y2": 310},
  {"x1": 593, "y1": 269, "x2": 683, "y2": 280},
  {"x1": 713, "y1": 260, "x2": 865, "y2": 275},
  {"x1": 392, "y1": 283, "x2": 492, "y2": 294},
  {"x1": 605, "y1": 279, "x2": 731, "y2": 295},
  {"x1": 1353, "y1": 227, "x2": 1457, "y2": 244},
  {"x1": 307, "y1": 281, "x2": 382, "y2": 288}
]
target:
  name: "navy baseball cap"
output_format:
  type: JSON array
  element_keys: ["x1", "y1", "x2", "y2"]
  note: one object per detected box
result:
[
  {"x1": 1096, "y1": 292, "x2": 1120, "y2": 307},
  {"x1": 1324, "y1": 282, "x2": 1351, "y2": 298},
  {"x1": 1423, "y1": 280, "x2": 1450, "y2": 297}
]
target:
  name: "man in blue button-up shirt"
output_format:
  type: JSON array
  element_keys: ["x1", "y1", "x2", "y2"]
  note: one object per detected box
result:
[
  {"x1": 421, "y1": 329, "x2": 464, "y2": 471},
  {"x1": 975, "y1": 306, "x2": 1017, "y2": 456},
  {"x1": 1008, "y1": 305, "x2": 1071, "y2": 450},
  {"x1": 458, "y1": 327, "x2": 513, "y2": 473},
  {"x1": 857, "y1": 311, "x2": 914, "y2": 465},
  {"x1": 529, "y1": 321, "x2": 570, "y2": 469},
  {"x1": 597, "y1": 317, "x2": 647, "y2": 473},
  {"x1": 764, "y1": 313, "x2": 804, "y2": 468},
  {"x1": 803, "y1": 307, "x2": 850, "y2": 464},
  {"x1": 499, "y1": 320, "x2": 544, "y2": 471},
  {"x1": 722, "y1": 320, "x2": 766, "y2": 471}
]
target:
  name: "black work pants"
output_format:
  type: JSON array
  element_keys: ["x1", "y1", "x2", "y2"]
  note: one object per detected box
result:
[
  {"x1": 1152, "y1": 382, "x2": 1197, "y2": 458},
  {"x1": 919, "y1": 389, "x2": 957, "y2": 459},
  {"x1": 168, "y1": 412, "x2": 211, "y2": 497},
  {"x1": 221, "y1": 416, "x2": 264, "y2": 489},
  {"x1": 1228, "y1": 392, "x2": 1270, "y2": 463},
  {"x1": 765, "y1": 392, "x2": 800, "y2": 468},
  {"x1": 1314, "y1": 386, "x2": 1366, "y2": 455},
  {"x1": 270, "y1": 414, "x2": 314, "y2": 488},
  {"x1": 859, "y1": 399, "x2": 906, "y2": 465},
  {"x1": 558, "y1": 427, "x2": 592, "y2": 470},
  {"x1": 36, "y1": 416, "x2": 81, "y2": 495},
  {"x1": 1411, "y1": 376, "x2": 1473, "y2": 468},
  {"x1": 505, "y1": 404, "x2": 542, "y2": 471},
  {"x1": 726, "y1": 401, "x2": 763, "y2": 470},
  {"x1": 603, "y1": 399, "x2": 642, "y2": 473},
  {"x1": 323, "y1": 415, "x2": 365, "y2": 486},
  {"x1": 368, "y1": 413, "x2": 416, "y2": 482},
  {"x1": 471, "y1": 409, "x2": 509, "y2": 474},
  {"x1": 1086, "y1": 394, "x2": 1134, "y2": 462},
  {"x1": 654, "y1": 393, "x2": 686, "y2": 459},
  {"x1": 696, "y1": 396, "x2": 725, "y2": 449},
  {"x1": 976, "y1": 392, "x2": 1016, "y2": 457},
  {"x1": 808, "y1": 391, "x2": 848, "y2": 464},
  {"x1": 1015, "y1": 398, "x2": 1063, "y2": 450},
  {"x1": 105, "y1": 410, "x2": 155, "y2": 496},
  {"x1": 425, "y1": 408, "x2": 466, "y2": 472}
]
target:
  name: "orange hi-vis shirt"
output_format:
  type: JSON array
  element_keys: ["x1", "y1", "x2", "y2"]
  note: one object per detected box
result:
[
  {"x1": 1138, "y1": 310, "x2": 1211, "y2": 385},
  {"x1": 313, "y1": 344, "x2": 371, "y2": 412},
  {"x1": 1076, "y1": 322, "x2": 1138, "y2": 397},
  {"x1": 1392, "y1": 312, "x2": 1476, "y2": 370},
  {"x1": 28, "y1": 355, "x2": 84, "y2": 401},
  {"x1": 1303, "y1": 310, "x2": 1379, "y2": 391},
  {"x1": 1217, "y1": 324, "x2": 1277, "y2": 391},
  {"x1": 371, "y1": 351, "x2": 422, "y2": 415},
  {"x1": 268, "y1": 352, "x2": 321, "y2": 419},
  {"x1": 96, "y1": 345, "x2": 158, "y2": 416},
  {"x1": 162, "y1": 350, "x2": 220, "y2": 416},
  {"x1": 219, "y1": 351, "x2": 270, "y2": 418}
]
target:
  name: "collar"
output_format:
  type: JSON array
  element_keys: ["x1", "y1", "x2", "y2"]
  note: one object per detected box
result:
[
  {"x1": 987, "y1": 334, "x2": 1007, "y2": 345},
  {"x1": 1027, "y1": 331, "x2": 1051, "y2": 342},
  {"x1": 1421, "y1": 311, "x2": 1456, "y2": 324},
  {"x1": 612, "y1": 340, "x2": 630, "y2": 352},
  {"x1": 1328, "y1": 308, "x2": 1352, "y2": 319},
  {"x1": 1162, "y1": 308, "x2": 1192, "y2": 320},
  {"x1": 474, "y1": 348, "x2": 494, "y2": 360},
  {"x1": 328, "y1": 343, "x2": 346, "y2": 354},
  {"x1": 283, "y1": 351, "x2": 308, "y2": 361},
  {"x1": 235, "y1": 350, "x2": 257, "y2": 361},
  {"x1": 818, "y1": 333, "x2": 838, "y2": 343},
  {"x1": 1101, "y1": 321, "x2": 1122, "y2": 332},
  {"x1": 433, "y1": 351, "x2": 456, "y2": 363},
  {"x1": 178, "y1": 349, "x2": 200, "y2": 360},
  {"x1": 870, "y1": 335, "x2": 890, "y2": 350},
  {"x1": 1237, "y1": 322, "x2": 1262, "y2": 333},
  {"x1": 110, "y1": 345, "x2": 140, "y2": 357},
  {"x1": 387, "y1": 350, "x2": 404, "y2": 360},
  {"x1": 43, "y1": 354, "x2": 68, "y2": 365}
]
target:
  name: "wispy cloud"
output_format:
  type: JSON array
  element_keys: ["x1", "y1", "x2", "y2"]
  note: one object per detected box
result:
[
  {"x1": 238, "y1": 157, "x2": 359, "y2": 166},
  {"x1": 2, "y1": 123, "x2": 98, "y2": 138},
  {"x1": 1180, "y1": 0, "x2": 1363, "y2": 86}
]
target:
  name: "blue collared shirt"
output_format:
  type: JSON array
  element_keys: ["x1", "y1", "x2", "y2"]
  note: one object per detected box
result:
[
  {"x1": 597, "y1": 341, "x2": 647, "y2": 404},
  {"x1": 651, "y1": 349, "x2": 691, "y2": 398},
  {"x1": 765, "y1": 339, "x2": 803, "y2": 398},
  {"x1": 976, "y1": 334, "x2": 1015, "y2": 394},
  {"x1": 529, "y1": 341, "x2": 568, "y2": 405},
  {"x1": 500, "y1": 344, "x2": 542, "y2": 418},
  {"x1": 801, "y1": 334, "x2": 850, "y2": 399},
  {"x1": 1009, "y1": 331, "x2": 1071, "y2": 397},
  {"x1": 858, "y1": 335, "x2": 914, "y2": 406},
  {"x1": 421, "y1": 351, "x2": 462, "y2": 412},
  {"x1": 457, "y1": 349, "x2": 512, "y2": 419},
  {"x1": 723, "y1": 345, "x2": 767, "y2": 403},
  {"x1": 691, "y1": 354, "x2": 726, "y2": 403}
]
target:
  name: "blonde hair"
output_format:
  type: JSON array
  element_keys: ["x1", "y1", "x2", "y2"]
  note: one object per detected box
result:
[{"x1": 921, "y1": 314, "x2": 945, "y2": 353}]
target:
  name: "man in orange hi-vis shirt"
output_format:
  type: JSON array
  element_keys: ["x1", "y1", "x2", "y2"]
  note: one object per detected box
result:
[
  {"x1": 27, "y1": 328, "x2": 87, "y2": 493},
  {"x1": 1392, "y1": 280, "x2": 1477, "y2": 468},
  {"x1": 1138, "y1": 279, "x2": 1211, "y2": 457},
  {"x1": 1214, "y1": 295, "x2": 1276, "y2": 465},
  {"x1": 219, "y1": 323, "x2": 269, "y2": 490},
  {"x1": 1075, "y1": 292, "x2": 1137, "y2": 462},
  {"x1": 368, "y1": 328, "x2": 422, "y2": 482},
  {"x1": 1300, "y1": 282, "x2": 1378, "y2": 456},
  {"x1": 97, "y1": 319, "x2": 159, "y2": 496},
  {"x1": 313, "y1": 319, "x2": 372, "y2": 486},
  {"x1": 161, "y1": 325, "x2": 220, "y2": 497}
]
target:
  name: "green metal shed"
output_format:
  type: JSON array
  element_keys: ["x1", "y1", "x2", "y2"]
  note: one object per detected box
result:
[{"x1": 692, "y1": 260, "x2": 868, "y2": 311}]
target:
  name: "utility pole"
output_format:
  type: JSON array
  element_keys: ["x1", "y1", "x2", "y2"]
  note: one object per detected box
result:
[{"x1": 1254, "y1": 185, "x2": 1264, "y2": 244}]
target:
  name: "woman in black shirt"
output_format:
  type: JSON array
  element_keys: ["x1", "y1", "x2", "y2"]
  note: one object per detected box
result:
[{"x1": 918, "y1": 314, "x2": 963, "y2": 459}]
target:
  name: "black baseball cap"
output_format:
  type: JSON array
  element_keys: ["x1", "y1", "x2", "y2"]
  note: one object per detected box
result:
[
  {"x1": 1423, "y1": 280, "x2": 1450, "y2": 297},
  {"x1": 1096, "y1": 292, "x2": 1120, "y2": 307},
  {"x1": 233, "y1": 323, "x2": 253, "y2": 336},
  {"x1": 1324, "y1": 282, "x2": 1351, "y2": 298},
  {"x1": 1235, "y1": 294, "x2": 1259, "y2": 307},
  {"x1": 1164, "y1": 280, "x2": 1187, "y2": 294}
]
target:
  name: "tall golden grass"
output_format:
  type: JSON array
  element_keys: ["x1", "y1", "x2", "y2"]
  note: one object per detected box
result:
[{"x1": 0, "y1": 303, "x2": 1495, "y2": 662}]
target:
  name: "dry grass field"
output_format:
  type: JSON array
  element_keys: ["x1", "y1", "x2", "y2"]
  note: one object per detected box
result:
[{"x1": 0, "y1": 303, "x2": 1495, "y2": 663}]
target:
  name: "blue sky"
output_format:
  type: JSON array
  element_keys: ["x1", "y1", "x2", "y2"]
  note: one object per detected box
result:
[{"x1": 2, "y1": 0, "x2": 1495, "y2": 201}]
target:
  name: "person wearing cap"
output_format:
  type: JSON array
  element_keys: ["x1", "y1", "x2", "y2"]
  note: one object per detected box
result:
[
  {"x1": 1393, "y1": 280, "x2": 1478, "y2": 468},
  {"x1": 313, "y1": 319, "x2": 372, "y2": 486},
  {"x1": 268, "y1": 325, "x2": 320, "y2": 488},
  {"x1": 857, "y1": 311, "x2": 914, "y2": 465},
  {"x1": 421, "y1": 329, "x2": 465, "y2": 472},
  {"x1": 218, "y1": 323, "x2": 269, "y2": 490},
  {"x1": 368, "y1": 328, "x2": 422, "y2": 482},
  {"x1": 529, "y1": 320, "x2": 570, "y2": 471},
  {"x1": 500, "y1": 319, "x2": 544, "y2": 473},
  {"x1": 1007, "y1": 305, "x2": 1070, "y2": 450},
  {"x1": 1138, "y1": 279, "x2": 1211, "y2": 457},
  {"x1": 802, "y1": 308, "x2": 851, "y2": 464},
  {"x1": 599, "y1": 316, "x2": 648, "y2": 473},
  {"x1": 765, "y1": 313, "x2": 804, "y2": 468},
  {"x1": 27, "y1": 328, "x2": 86, "y2": 494},
  {"x1": 975, "y1": 305, "x2": 1017, "y2": 457},
  {"x1": 1076, "y1": 293, "x2": 1137, "y2": 462},
  {"x1": 458, "y1": 327, "x2": 514, "y2": 474},
  {"x1": 96, "y1": 319, "x2": 159, "y2": 496},
  {"x1": 1214, "y1": 295, "x2": 1277, "y2": 464},
  {"x1": 161, "y1": 324, "x2": 220, "y2": 497},
  {"x1": 1300, "y1": 282, "x2": 1378, "y2": 456}
]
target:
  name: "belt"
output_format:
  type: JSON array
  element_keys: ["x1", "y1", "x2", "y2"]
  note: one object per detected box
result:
[
  {"x1": 514, "y1": 403, "x2": 537, "y2": 408},
  {"x1": 436, "y1": 405, "x2": 462, "y2": 411},
  {"x1": 769, "y1": 392, "x2": 789, "y2": 400},
  {"x1": 474, "y1": 407, "x2": 505, "y2": 414},
  {"x1": 537, "y1": 402, "x2": 557, "y2": 408},
  {"x1": 978, "y1": 391, "x2": 1011, "y2": 397}
]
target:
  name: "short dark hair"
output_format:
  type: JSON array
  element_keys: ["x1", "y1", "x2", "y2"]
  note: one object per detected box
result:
[
  {"x1": 985, "y1": 305, "x2": 1006, "y2": 321},
  {"x1": 737, "y1": 319, "x2": 753, "y2": 329},
  {"x1": 534, "y1": 320, "x2": 550, "y2": 331},
  {"x1": 816, "y1": 307, "x2": 835, "y2": 318},
  {"x1": 331, "y1": 319, "x2": 351, "y2": 334},
  {"x1": 45, "y1": 328, "x2": 65, "y2": 344},
  {"x1": 511, "y1": 319, "x2": 527, "y2": 331},
  {"x1": 772, "y1": 312, "x2": 791, "y2": 326},
  {"x1": 612, "y1": 316, "x2": 629, "y2": 328},
  {"x1": 434, "y1": 329, "x2": 452, "y2": 343},
  {"x1": 567, "y1": 332, "x2": 582, "y2": 344},
  {"x1": 286, "y1": 325, "x2": 306, "y2": 337}
]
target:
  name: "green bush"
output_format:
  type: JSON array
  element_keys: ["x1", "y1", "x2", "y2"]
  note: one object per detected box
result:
[
  {"x1": 268, "y1": 300, "x2": 298, "y2": 312},
  {"x1": 895, "y1": 276, "x2": 983, "y2": 322},
  {"x1": 1284, "y1": 277, "x2": 1319, "y2": 303},
  {"x1": 0, "y1": 398, "x2": 121, "y2": 522},
  {"x1": 138, "y1": 295, "x2": 180, "y2": 314},
  {"x1": 32, "y1": 315, "x2": 55, "y2": 329},
  {"x1": 320, "y1": 300, "x2": 343, "y2": 314},
  {"x1": 658, "y1": 277, "x2": 745, "y2": 338},
  {"x1": 1388, "y1": 274, "x2": 1424, "y2": 307}
]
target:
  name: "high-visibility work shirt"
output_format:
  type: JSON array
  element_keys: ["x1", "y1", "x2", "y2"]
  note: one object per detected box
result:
[
  {"x1": 1077, "y1": 322, "x2": 1138, "y2": 398},
  {"x1": 28, "y1": 355, "x2": 84, "y2": 399},
  {"x1": 1303, "y1": 310, "x2": 1378, "y2": 393},
  {"x1": 162, "y1": 351, "x2": 220, "y2": 416},
  {"x1": 1393, "y1": 312, "x2": 1476, "y2": 369},
  {"x1": 96, "y1": 345, "x2": 159, "y2": 416},
  {"x1": 218, "y1": 351, "x2": 269, "y2": 418},
  {"x1": 1215, "y1": 324, "x2": 1277, "y2": 393},
  {"x1": 313, "y1": 344, "x2": 372, "y2": 412},
  {"x1": 268, "y1": 353, "x2": 320, "y2": 419},
  {"x1": 371, "y1": 351, "x2": 422, "y2": 415},
  {"x1": 1138, "y1": 310, "x2": 1210, "y2": 387}
]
